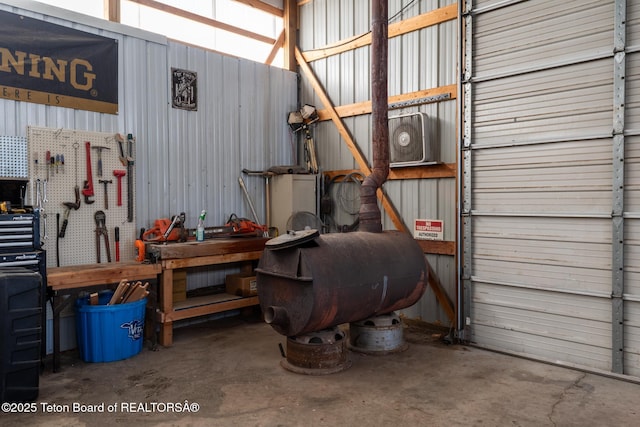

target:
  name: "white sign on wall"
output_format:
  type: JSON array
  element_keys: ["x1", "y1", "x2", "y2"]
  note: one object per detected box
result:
[{"x1": 414, "y1": 219, "x2": 443, "y2": 240}]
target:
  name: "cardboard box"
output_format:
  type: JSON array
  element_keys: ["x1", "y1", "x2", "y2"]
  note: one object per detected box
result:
[
  {"x1": 173, "y1": 269, "x2": 187, "y2": 303},
  {"x1": 225, "y1": 272, "x2": 257, "y2": 297}
]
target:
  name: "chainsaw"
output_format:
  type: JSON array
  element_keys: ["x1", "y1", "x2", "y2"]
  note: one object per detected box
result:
[
  {"x1": 142, "y1": 213, "x2": 187, "y2": 242},
  {"x1": 191, "y1": 214, "x2": 265, "y2": 239},
  {"x1": 225, "y1": 213, "x2": 267, "y2": 236}
]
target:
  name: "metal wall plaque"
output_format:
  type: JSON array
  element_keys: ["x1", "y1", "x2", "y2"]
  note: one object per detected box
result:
[{"x1": 171, "y1": 68, "x2": 197, "y2": 111}]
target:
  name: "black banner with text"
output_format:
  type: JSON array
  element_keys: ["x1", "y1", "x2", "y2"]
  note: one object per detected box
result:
[{"x1": 0, "y1": 10, "x2": 118, "y2": 114}]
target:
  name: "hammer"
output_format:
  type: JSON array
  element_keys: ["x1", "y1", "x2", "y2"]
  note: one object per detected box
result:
[
  {"x1": 113, "y1": 170, "x2": 126, "y2": 206},
  {"x1": 92, "y1": 146, "x2": 111, "y2": 177},
  {"x1": 99, "y1": 179, "x2": 112, "y2": 209}
]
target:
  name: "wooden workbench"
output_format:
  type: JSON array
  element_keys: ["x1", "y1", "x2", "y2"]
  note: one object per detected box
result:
[
  {"x1": 148, "y1": 237, "x2": 268, "y2": 346},
  {"x1": 47, "y1": 261, "x2": 161, "y2": 372}
]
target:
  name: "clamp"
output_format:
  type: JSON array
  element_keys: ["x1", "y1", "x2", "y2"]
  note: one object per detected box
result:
[{"x1": 94, "y1": 210, "x2": 112, "y2": 263}]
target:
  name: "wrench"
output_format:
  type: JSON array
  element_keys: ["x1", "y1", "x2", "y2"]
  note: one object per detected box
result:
[
  {"x1": 35, "y1": 179, "x2": 41, "y2": 209},
  {"x1": 82, "y1": 141, "x2": 95, "y2": 204},
  {"x1": 35, "y1": 179, "x2": 48, "y2": 241}
]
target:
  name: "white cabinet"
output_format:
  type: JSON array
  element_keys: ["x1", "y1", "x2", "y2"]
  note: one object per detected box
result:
[{"x1": 269, "y1": 174, "x2": 317, "y2": 235}]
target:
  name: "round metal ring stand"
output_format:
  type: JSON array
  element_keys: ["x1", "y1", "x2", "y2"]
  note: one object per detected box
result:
[
  {"x1": 281, "y1": 327, "x2": 352, "y2": 375},
  {"x1": 349, "y1": 312, "x2": 408, "y2": 355}
]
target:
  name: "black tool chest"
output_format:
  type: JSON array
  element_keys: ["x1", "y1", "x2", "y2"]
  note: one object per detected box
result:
[
  {"x1": 0, "y1": 213, "x2": 41, "y2": 252},
  {"x1": 0, "y1": 212, "x2": 46, "y2": 402},
  {"x1": 0, "y1": 212, "x2": 45, "y2": 278}
]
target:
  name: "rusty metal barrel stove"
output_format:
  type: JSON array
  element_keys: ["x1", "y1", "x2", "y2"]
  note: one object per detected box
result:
[{"x1": 256, "y1": 230, "x2": 427, "y2": 337}]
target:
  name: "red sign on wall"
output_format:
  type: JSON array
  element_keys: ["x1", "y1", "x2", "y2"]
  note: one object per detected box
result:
[{"x1": 414, "y1": 219, "x2": 443, "y2": 240}]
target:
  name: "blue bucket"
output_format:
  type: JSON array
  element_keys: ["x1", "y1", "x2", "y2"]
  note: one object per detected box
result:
[{"x1": 75, "y1": 291, "x2": 146, "y2": 363}]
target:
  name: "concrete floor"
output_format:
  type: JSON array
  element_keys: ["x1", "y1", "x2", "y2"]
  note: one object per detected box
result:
[{"x1": 5, "y1": 313, "x2": 640, "y2": 427}]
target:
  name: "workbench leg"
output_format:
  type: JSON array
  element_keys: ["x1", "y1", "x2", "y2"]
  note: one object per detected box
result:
[
  {"x1": 158, "y1": 269, "x2": 174, "y2": 347},
  {"x1": 51, "y1": 293, "x2": 76, "y2": 372},
  {"x1": 159, "y1": 321, "x2": 173, "y2": 346}
]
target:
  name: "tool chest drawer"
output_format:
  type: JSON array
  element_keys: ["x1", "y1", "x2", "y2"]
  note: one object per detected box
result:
[{"x1": 0, "y1": 213, "x2": 40, "y2": 253}]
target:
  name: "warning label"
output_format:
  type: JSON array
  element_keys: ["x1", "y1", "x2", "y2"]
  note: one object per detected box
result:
[{"x1": 413, "y1": 219, "x2": 443, "y2": 241}]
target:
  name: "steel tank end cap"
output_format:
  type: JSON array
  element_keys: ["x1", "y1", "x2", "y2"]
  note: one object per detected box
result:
[{"x1": 265, "y1": 306, "x2": 289, "y2": 327}]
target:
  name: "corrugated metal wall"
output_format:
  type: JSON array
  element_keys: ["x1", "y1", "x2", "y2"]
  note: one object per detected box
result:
[
  {"x1": 463, "y1": 0, "x2": 640, "y2": 378},
  {"x1": 297, "y1": 0, "x2": 458, "y2": 325},
  {"x1": 0, "y1": 1, "x2": 297, "y2": 292},
  {"x1": 165, "y1": 41, "x2": 297, "y2": 288}
]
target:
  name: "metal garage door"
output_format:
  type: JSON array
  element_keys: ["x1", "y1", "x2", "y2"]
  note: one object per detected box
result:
[{"x1": 461, "y1": 0, "x2": 640, "y2": 377}]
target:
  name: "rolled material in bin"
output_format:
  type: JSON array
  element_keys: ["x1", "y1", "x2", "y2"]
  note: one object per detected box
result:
[{"x1": 75, "y1": 291, "x2": 146, "y2": 363}]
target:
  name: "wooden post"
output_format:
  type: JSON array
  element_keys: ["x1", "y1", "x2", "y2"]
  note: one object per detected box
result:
[
  {"x1": 158, "y1": 266, "x2": 174, "y2": 346},
  {"x1": 283, "y1": 0, "x2": 297, "y2": 72},
  {"x1": 104, "y1": 0, "x2": 120, "y2": 22}
]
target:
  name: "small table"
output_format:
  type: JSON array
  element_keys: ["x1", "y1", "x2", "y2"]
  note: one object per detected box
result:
[
  {"x1": 148, "y1": 237, "x2": 267, "y2": 347},
  {"x1": 47, "y1": 261, "x2": 161, "y2": 372}
]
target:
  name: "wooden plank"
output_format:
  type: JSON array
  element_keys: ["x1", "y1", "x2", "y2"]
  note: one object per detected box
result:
[
  {"x1": 158, "y1": 267, "x2": 174, "y2": 347},
  {"x1": 295, "y1": 47, "x2": 407, "y2": 232},
  {"x1": 160, "y1": 269, "x2": 174, "y2": 319},
  {"x1": 427, "y1": 263, "x2": 456, "y2": 326},
  {"x1": 266, "y1": 30, "x2": 285, "y2": 65},
  {"x1": 283, "y1": 0, "x2": 297, "y2": 71},
  {"x1": 89, "y1": 292, "x2": 99, "y2": 305},
  {"x1": 129, "y1": 0, "x2": 276, "y2": 45},
  {"x1": 159, "y1": 322, "x2": 173, "y2": 347},
  {"x1": 174, "y1": 293, "x2": 243, "y2": 310},
  {"x1": 162, "y1": 251, "x2": 264, "y2": 269},
  {"x1": 325, "y1": 164, "x2": 456, "y2": 180},
  {"x1": 122, "y1": 283, "x2": 150, "y2": 303},
  {"x1": 233, "y1": 0, "x2": 284, "y2": 17},
  {"x1": 47, "y1": 261, "x2": 160, "y2": 290},
  {"x1": 416, "y1": 240, "x2": 456, "y2": 256},
  {"x1": 108, "y1": 280, "x2": 130, "y2": 305},
  {"x1": 119, "y1": 282, "x2": 139, "y2": 303},
  {"x1": 165, "y1": 296, "x2": 260, "y2": 322},
  {"x1": 296, "y1": 47, "x2": 369, "y2": 174},
  {"x1": 316, "y1": 84, "x2": 457, "y2": 122},
  {"x1": 104, "y1": 0, "x2": 120, "y2": 22},
  {"x1": 378, "y1": 187, "x2": 408, "y2": 233},
  {"x1": 301, "y1": 4, "x2": 457, "y2": 62},
  {"x1": 149, "y1": 237, "x2": 268, "y2": 260},
  {"x1": 389, "y1": 3, "x2": 457, "y2": 38},
  {"x1": 389, "y1": 164, "x2": 456, "y2": 180}
]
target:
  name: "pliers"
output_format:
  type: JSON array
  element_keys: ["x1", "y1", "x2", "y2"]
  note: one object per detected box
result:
[{"x1": 94, "y1": 210, "x2": 112, "y2": 263}]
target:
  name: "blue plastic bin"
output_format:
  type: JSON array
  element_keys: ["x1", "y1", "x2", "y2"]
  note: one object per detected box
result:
[{"x1": 75, "y1": 291, "x2": 146, "y2": 363}]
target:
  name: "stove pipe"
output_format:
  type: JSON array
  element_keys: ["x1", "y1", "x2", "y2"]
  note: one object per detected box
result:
[
  {"x1": 359, "y1": 0, "x2": 389, "y2": 233},
  {"x1": 255, "y1": 1, "x2": 427, "y2": 339}
]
